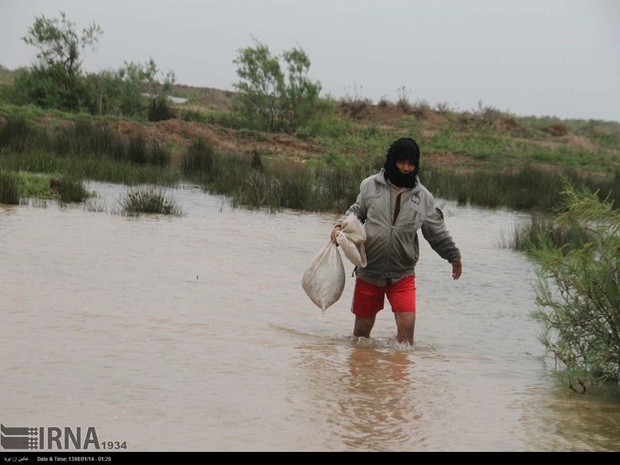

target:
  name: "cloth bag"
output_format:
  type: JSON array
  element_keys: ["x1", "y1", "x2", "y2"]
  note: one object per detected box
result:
[
  {"x1": 301, "y1": 241, "x2": 345, "y2": 311},
  {"x1": 301, "y1": 214, "x2": 367, "y2": 311},
  {"x1": 335, "y1": 214, "x2": 367, "y2": 268}
]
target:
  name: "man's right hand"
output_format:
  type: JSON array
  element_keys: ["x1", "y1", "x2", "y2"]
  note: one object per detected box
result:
[{"x1": 330, "y1": 225, "x2": 342, "y2": 244}]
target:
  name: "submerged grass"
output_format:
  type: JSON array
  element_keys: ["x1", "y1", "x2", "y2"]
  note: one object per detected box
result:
[{"x1": 118, "y1": 185, "x2": 184, "y2": 216}]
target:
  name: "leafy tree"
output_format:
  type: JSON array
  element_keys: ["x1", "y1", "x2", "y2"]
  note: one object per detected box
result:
[
  {"x1": 529, "y1": 183, "x2": 620, "y2": 391},
  {"x1": 81, "y1": 69, "x2": 123, "y2": 116},
  {"x1": 113, "y1": 58, "x2": 175, "y2": 120},
  {"x1": 233, "y1": 39, "x2": 321, "y2": 133},
  {"x1": 19, "y1": 10, "x2": 102, "y2": 111},
  {"x1": 280, "y1": 47, "x2": 321, "y2": 130},
  {"x1": 15, "y1": 11, "x2": 175, "y2": 120}
]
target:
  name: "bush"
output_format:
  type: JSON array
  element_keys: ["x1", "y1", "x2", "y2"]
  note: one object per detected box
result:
[
  {"x1": 529, "y1": 183, "x2": 620, "y2": 390},
  {"x1": 57, "y1": 176, "x2": 90, "y2": 203}
]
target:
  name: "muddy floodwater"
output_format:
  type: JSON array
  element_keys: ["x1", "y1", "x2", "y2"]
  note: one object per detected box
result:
[{"x1": 1, "y1": 182, "x2": 619, "y2": 452}]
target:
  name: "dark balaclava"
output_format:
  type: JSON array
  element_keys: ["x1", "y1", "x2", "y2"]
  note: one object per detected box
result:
[{"x1": 383, "y1": 137, "x2": 420, "y2": 188}]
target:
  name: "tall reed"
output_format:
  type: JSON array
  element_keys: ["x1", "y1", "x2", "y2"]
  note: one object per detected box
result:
[{"x1": 0, "y1": 171, "x2": 19, "y2": 204}]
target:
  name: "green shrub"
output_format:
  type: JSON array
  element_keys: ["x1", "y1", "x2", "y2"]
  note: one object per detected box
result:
[
  {"x1": 529, "y1": 183, "x2": 620, "y2": 390},
  {"x1": 57, "y1": 176, "x2": 90, "y2": 203},
  {"x1": 13, "y1": 171, "x2": 55, "y2": 198}
]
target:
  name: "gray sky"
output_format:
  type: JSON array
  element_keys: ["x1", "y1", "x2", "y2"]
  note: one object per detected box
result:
[{"x1": 1, "y1": 0, "x2": 619, "y2": 121}]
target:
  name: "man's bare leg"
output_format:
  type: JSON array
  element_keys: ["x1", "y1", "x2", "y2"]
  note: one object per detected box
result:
[
  {"x1": 353, "y1": 315, "x2": 376, "y2": 339},
  {"x1": 394, "y1": 312, "x2": 416, "y2": 345}
]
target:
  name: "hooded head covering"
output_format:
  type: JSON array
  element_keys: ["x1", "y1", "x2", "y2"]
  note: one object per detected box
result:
[{"x1": 383, "y1": 137, "x2": 420, "y2": 188}]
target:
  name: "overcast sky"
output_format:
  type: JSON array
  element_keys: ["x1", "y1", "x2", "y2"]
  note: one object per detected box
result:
[{"x1": 1, "y1": 0, "x2": 619, "y2": 121}]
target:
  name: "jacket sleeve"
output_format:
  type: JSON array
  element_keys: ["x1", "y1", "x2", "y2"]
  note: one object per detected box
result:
[{"x1": 421, "y1": 199, "x2": 461, "y2": 263}]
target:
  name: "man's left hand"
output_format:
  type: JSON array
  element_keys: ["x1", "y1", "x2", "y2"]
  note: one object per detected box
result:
[{"x1": 451, "y1": 259, "x2": 462, "y2": 280}]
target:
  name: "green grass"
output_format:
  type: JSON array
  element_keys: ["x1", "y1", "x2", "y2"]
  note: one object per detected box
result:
[
  {"x1": 1, "y1": 88, "x2": 619, "y2": 215},
  {"x1": 0, "y1": 170, "x2": 92, "y2": 204}
]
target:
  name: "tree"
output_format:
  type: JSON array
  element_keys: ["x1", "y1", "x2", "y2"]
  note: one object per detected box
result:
[
  {"x1": 20, "y1": 10, "x2": 102, "y2": 111},
  {"x1": 529, "y1": 183, "x2": 620, "y2": 391},
  {"x1": 281, "y1": 47, "x2": 321, "y2": 130},
  {"x1": 233, "y1": 39, "x2": 322, "y2": 133}
]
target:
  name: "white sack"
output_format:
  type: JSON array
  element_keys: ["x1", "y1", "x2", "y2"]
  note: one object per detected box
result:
[
  {"x1": 301, "y1": 241, "x2": 345, "y2": 311},
  {"x1": 336, "y1": 214, "x2": 367, "y2": 268}
]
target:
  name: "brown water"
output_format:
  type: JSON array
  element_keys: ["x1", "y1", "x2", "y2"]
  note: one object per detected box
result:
[{"x1": 1, "y1": 182, "x2": 619, "y2": 452}]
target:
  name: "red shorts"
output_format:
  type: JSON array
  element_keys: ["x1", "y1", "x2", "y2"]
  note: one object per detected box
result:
[{"x1": 351, "y1": 275, "x2": 416, "y2": 318}]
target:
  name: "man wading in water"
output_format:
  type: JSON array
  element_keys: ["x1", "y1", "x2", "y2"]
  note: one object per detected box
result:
[{"x1": 330, "y1": 137, "x2": 462, "y2": 345}]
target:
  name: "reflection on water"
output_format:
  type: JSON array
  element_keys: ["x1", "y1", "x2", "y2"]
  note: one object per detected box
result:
[
  {"x1": 1, "y1": 182, "x2": 619, "y2": 452},
  {"x1": 338, "y1": 346, "x2": 417, "y2": 451}
]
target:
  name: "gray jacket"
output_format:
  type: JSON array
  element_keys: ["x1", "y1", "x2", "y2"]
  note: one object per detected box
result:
[{"x1": 337, "y1": 170, "x2": 460, "y2": 281}]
